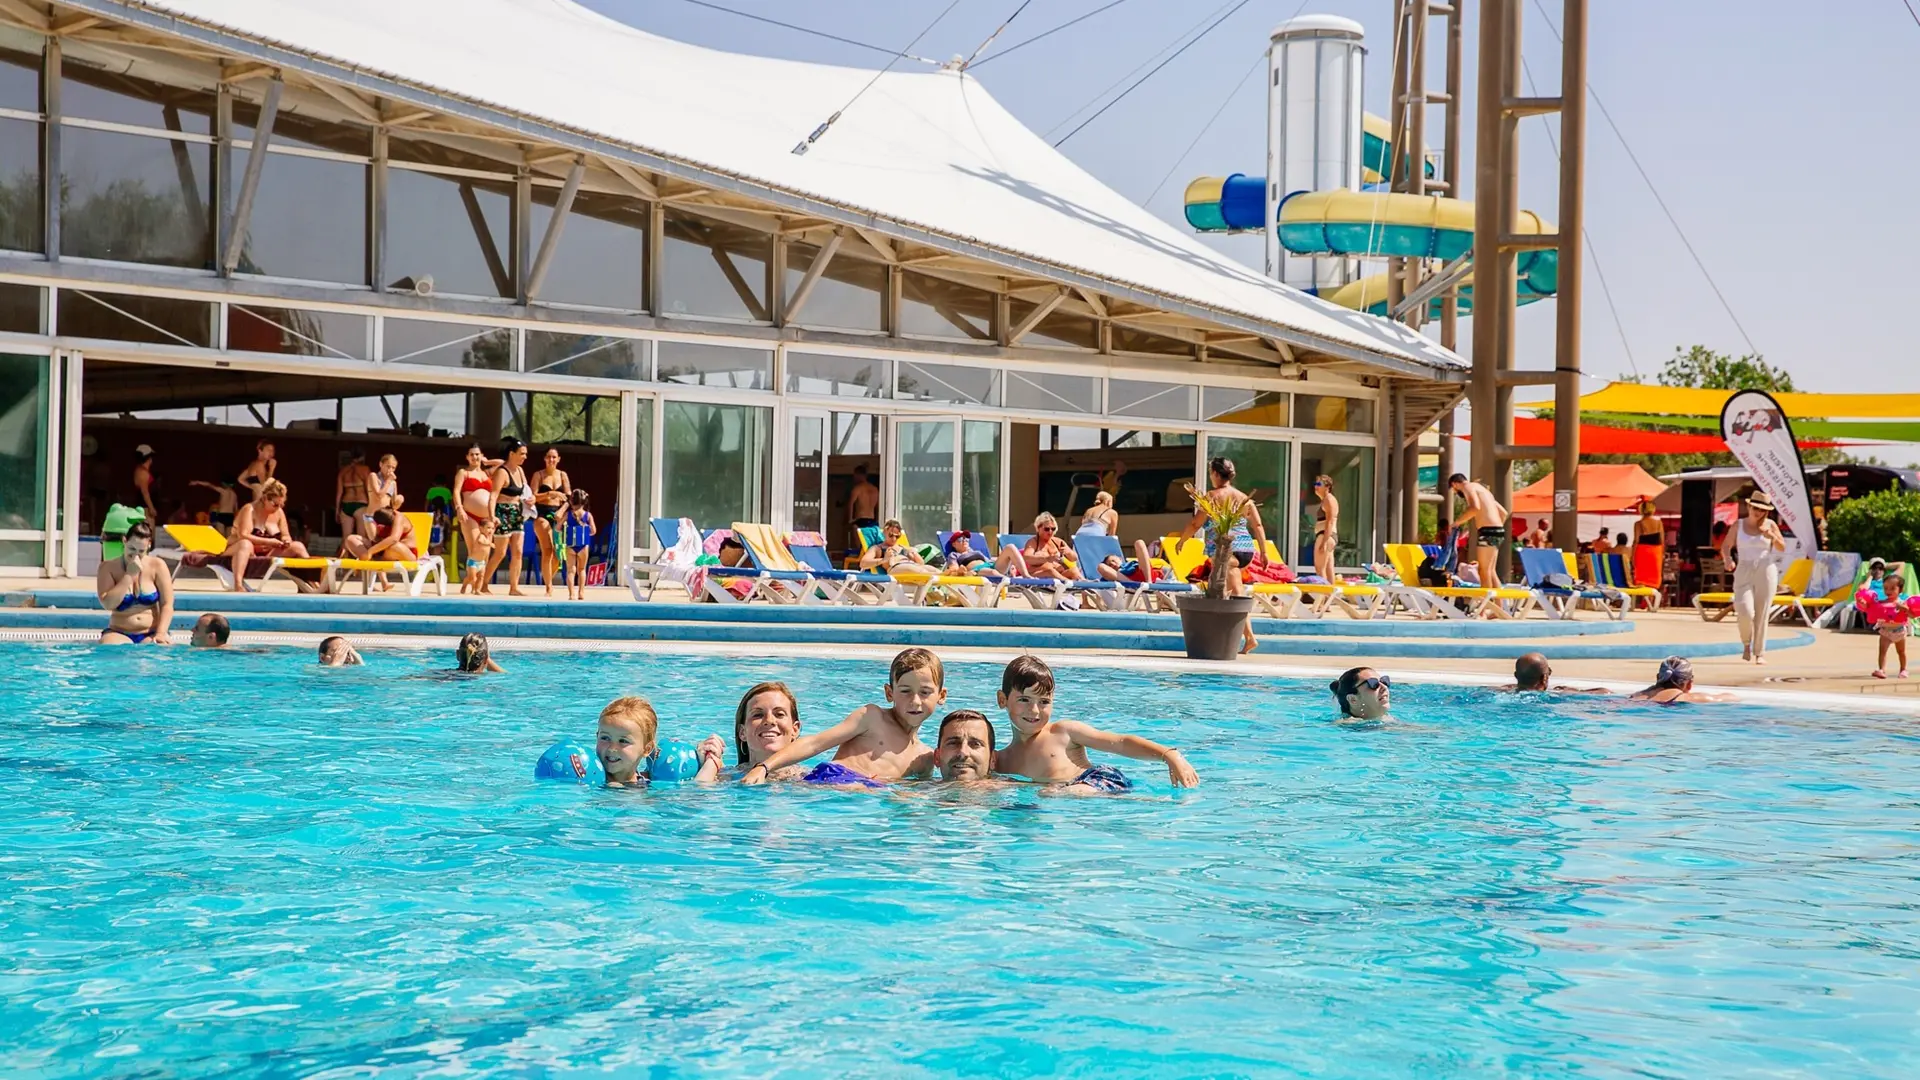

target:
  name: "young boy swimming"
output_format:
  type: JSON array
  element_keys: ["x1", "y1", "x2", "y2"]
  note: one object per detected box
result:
[
  {"x1": 739, "y1": 647, "x2": 945, "y2": 788},
  {"x1": 992, "y1": 655, "x2": 1198, "y2": 793},
  {"x1": 596, "y1": 695, "x2": 661, "y2": 787}
]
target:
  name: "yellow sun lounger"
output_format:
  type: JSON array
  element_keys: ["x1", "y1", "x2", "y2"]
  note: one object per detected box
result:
[
  {"x1": 1692, "y1": 557, "x2": 1834, "y2": 626},
  {"x1": 1159, "y1": 537, "x2": 1300, "y2": 618},
  {"x1": 1381, "y1": 544, "x2": 1533, "y2": 619},
  {"x1": 855, "y1": 526, "x2": 996, "y2": 607}
]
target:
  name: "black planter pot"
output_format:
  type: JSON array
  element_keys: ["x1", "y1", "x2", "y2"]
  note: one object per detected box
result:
[{"x1": 1176, "y1": 593, "x2": 1255, "y2": 661}]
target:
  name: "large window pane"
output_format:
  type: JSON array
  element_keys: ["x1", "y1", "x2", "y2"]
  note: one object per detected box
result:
[
  {"x1": 786, "y1": 351, "x2": 888, "y2": 399},
  {"x1": 1298, "y1": 393, "x2": 1375, "y2": 433},
  {"x1": 661, "y1": 401, "x2": 770, "y2": 527},
  {"x1": 61, "y1": 66, "x2": 212, "y2": 134},
  {"x1": 404, "y1": 390, "x2": 473, "y2": 439},
  {"x1": 385, "y1": 167, "x2": 513, "y2": 298},
  {"x1": 0, "y1": 44, "x2": 37, "y2": 113},
  {"x1": 235, "y1": 108, "x2": 369, "y2": 158},
  {"x1": 659, "y1": 210, "x2": 769, "y2": 323},
  {"x1": 1110, "y1": 325, "x2": 1194, "y2": 358},
  {"x1": 230, "y1": 148, "x2": 366, "y2": 284},
  {"x1": 227, "y1": 304, "x2": 370, "y2": 361},
  {"x1": 1109, "y1": 378, "x2": 1196, "y2": 421},
  {"x1": 60, "y1": 290, "x2": 212, "y2": 347},
  {"x1": 895, "y1": 418, "x2": 955, "y2": 542},
  {"x1": 525, "y1": 330, "x2": 648, "y2": 380},
  {"x1": 656, "y1": 340, "x2": 770, "y2": 389},
  {"x1": 1299, "y1": 442, "x2": 1373, "y2": 566},
  {"x1": 383, "y1": 318, "x2": 513, "y2": 370},
  {"x1": 633, "y1": 397, "x2": 654, "y2": 541},
  {"x1": 897, "y1": 360, "x2": 1000, "y2": 406},
  {"x1": 1203, "y1": 435, "x2": 1288, "y2": 559},
  {"x1": 0, "y1": 117, "x2": 42, "y2": 253},
  {"x1": 504, "y1": 391, "x2": 622, "y2": 448},
  {"x1": 783, "y1": 242, "x2": 883, "y2": 332},
  {"x1": 898, "y1": 273, "x2": 993, "y2": 342},
  {"x1": 0, "y1": 353, "x2": 47, "y2": 531},
  {"x1": 1005, "y1": 369, "x2": 1099, "y2": 415},
  {"x1": 961, "y1": 420, "x2": 1001, "y2": 534},
  {"x1": 1203, "y1": 387, "x2": 1290, "y2": 427},
  {"x1": 791, "y1": 412, "x2": 824, "y2": 533},
  {"x1": 59, "y1": 127, "x2": 211, "y2": 268},
  {"x1": 0, "y1": 537, "x2": 42, "y2": 566},
  {"x1": 0, "y1": 282, "x2": 41, "y2": 334},
  {"x1": 527, "y1": 189, "x2": 645, "y2": 310}
]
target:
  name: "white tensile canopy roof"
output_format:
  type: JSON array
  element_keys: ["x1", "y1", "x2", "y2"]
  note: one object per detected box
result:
[{"x1": 113, "y1": 0, "x2": 1465, "y2": 376}]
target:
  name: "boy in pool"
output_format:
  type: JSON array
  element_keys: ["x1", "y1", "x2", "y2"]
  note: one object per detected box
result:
[
  {"x1": 318, "y1": 635, "x2": 363, "y2": 666},
  {"x1": 992, "y1": 655, "x2": 1198, "y2": 793},
  {"x1": 597, "y1": 695, "x2": 662, "y2": 787},
  {"x1": 740, "y1": 647, "x2": 945, "y2": 788}
]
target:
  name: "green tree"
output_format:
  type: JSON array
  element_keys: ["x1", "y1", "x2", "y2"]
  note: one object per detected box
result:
[{"x1": 1826, "y1": 489, "x2": 1920, "y2": 566}]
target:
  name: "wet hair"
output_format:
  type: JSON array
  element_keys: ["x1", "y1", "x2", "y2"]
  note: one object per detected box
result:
[
  {"x1": 1001, "y1": 654, "x2": 1054, "y2": 698},
  {"x1": 318, "y1": 635, "x2": 352, "y2": 664},
  {"x1": 1208, "y1": 457, "x2": 1236, "y2": 483},
  {"x1": 599, "y1": 696, "x2": 660, "y2": 754},
  {"x1": 258, "y1": 479, "x2": 288, "y2": 502},
  {"x1": 1447, "y1": 472, "x2": 1467, "y2": 486},
  {"x1": 937, "y1": 709, "x2": 996, "y2": 750},
  {"x1": 734, "y1": 681, "x2": 800, "y2": 765},
  {"x1": 1513, "y1": 652, "x2": 1550, "y2": 692},
  {"x1": 194, "y1": 612, "x2": 231, "y2": 645},
  {"x1": 456, "y1": 633, "x2": 491, "y2": 672},
  {"x1": 1329, "y1": 666, "x2": 1377, "y2": 717},
  {"x1": 1654, "y1": 656, "x2": 1693, "y2": 688},
  {"x1": 890, "y1": 646, "x2": 945, "y2": 689},
  {"x1": 569, "y1": 488, "x2": 589, "y2": 510}
]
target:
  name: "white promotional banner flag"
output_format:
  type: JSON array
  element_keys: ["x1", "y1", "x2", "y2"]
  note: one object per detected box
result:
[{"x1": 1720, "y1": 389, "x2": 1817, "y2": 564}]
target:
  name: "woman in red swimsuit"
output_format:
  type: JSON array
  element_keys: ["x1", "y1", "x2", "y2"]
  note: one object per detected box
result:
[{"x1": 454, "y1": 444, "x2": 495, "y2": 594}]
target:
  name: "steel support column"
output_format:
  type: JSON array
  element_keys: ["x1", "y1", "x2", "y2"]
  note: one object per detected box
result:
[
  {"x1": 1550, "y1": 0, "x2": 1588, "y2": 550},
  {"x1": 221, "y1": 77, "x2": 281, "y2": 274},
  {"x1": 1468, "y1": 0, "x2": 1507, "y2": 523}
]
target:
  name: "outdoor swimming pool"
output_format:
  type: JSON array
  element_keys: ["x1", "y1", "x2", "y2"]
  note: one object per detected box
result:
[{"x1": 2, "y1": 643, "x2": 1916, "y2": 1078}]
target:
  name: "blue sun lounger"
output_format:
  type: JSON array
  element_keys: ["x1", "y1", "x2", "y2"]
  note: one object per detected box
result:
[{"x1": 1071, "y1": 533, "x2": 1193, "y2": 611}]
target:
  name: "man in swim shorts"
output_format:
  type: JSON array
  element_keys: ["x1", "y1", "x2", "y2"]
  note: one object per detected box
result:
[
  {"x1": 934, "y1": 710, "x2": 1001, "y2": 785},
  {"x1": 1448, "y1": 472, "x2": 1510, "y2": 588},
  {"x1": 992, "y1": 655, "x2": 1198, "y2": 792}
]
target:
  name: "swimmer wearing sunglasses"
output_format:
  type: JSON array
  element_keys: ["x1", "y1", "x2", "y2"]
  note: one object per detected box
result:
[{"x1": 1331, "y1": 667, "x2": 1392, "y2": 720}]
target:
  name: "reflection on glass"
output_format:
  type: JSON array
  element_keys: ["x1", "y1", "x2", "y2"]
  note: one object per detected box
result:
[
  {"x1": 0, "y1": 46, "x2": 37, "y2": 113},
  {"x1": 503, "y1": 392, "x2": 622, "y2": 448},
  {"x1": 961, "y1": 420, "x2": 1001, "y2": 534},
  {"x1": 661, "y1": 401, "x2": 770, "y2": 527},
  {"x1": 0, "y1": 117, "x2": 42, "y2": 253},
  {"x1": 229, "y1": 148, "x2": 366, "y2": 284},
  {"x1": 1005, "y1": 370, "x2": 1098, "y2": 414},
  {"x1": 61, "y1": 67, "x2": 213, "y2": 133},
  {"x1": 1203, "y1": 387, "x2": 1290, "y2": 426},
  {"x1": 339, "y1": 395, "x2": 409, "y2": 435},
  {"x1": 527, "y1": 190, "x2": 646, "y2": 310},
  {"x1": 385, "y1": 167, "x2": 514, "y2": 298},
  {"x1": 659, "y1": 210, "x2": 769, "y2": 322},
  {"x1": 227, "y1": 304, "x2": 370, "y2": 360},
  {"x1": 1299, "y1": 442, "x2": 1373, "y2": 566},
  {"x1": 0, "y1": 281, "x2": 41, "y2": 334},
  {"x1": 1297, "y1": 394, "x2": 1374, "y2": 433},
  {"x1": 656, "y1": 340, "x2": 770, "y2": 389},
  {"x1": 61, "y1": 290, "x2": 212, "y2": 346},
  {"x1": 1109, "y1": 379, "x2": 1196, "y2": 421},
  {"x1": 404, "y1": 390, "x2": 472, "y2": 439},
  {"x1": 895, "y1": 419, "x2": 955, "y2": 542},
  {"x1": 1203, "y1": 435, "x2": 1288, "y2": 557},
  {"x1": 525, "y1": 330, "x2": 647, "y2": 380},
  {"x1": 633, "y1": 398, "x2": 654, "y2": 542},
  {"x1": 0, "y1": 538, "x2": 41, "y2": 566},
  {"x1": 59, "y1": 127, "x2": 211, "y2": 268},
  {"x1": 271, "y1": 398, "x2": 340, "y2": 429},
  {"x1": 830, "y1": 411, "x2": 880, "y2": 456},
  {"x1": 898, "y1": 273, "x2": 993, "y2": 341},
  {"x1": 897, "y1": 360, "x2": 999, "y2": 406},
  {"x1": 234, "y1": 109, "x2": 369, "y2": 157},
  {"x1": 784, "y1": 242, "x2": 883, "y2": 332},
  {"x1": 0, "y1": 353, "x2": 47, "y2": 530},
  {"x1": 792, "y1": 413, "x2": 824, "y2": 533},
  {"x1": 383, "y1": 318, "x2": 513, "y2": 369},
  {"x1": 786, "y1": 351, "x2": 888, "y2": 399}
]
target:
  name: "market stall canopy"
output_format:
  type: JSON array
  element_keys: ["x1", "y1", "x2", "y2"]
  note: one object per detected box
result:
[
  {"x1": 1575, "y1": 382, "x2": 1920, "y2": 419},
  {"x1": 1510, "y1": 464, "x2": 1667, "y2": 513}
]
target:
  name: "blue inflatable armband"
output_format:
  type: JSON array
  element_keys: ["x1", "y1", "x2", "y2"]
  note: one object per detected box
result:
[
  {"x1": 534, "y1": 742, "x2": 606, "y2": 787},
  {"x1": 646, "y1": 740, "x2": 701, "y2": 783}
]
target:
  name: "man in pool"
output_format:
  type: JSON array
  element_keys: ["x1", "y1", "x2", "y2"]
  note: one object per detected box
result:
[
  {"x1": 992, "y1": 655, "x2": 1198, "y2": 793},
  {"x1": 934, "y1": 709, "x2": 1002, "y2": 785},
  {"x1": 189, "y1": 612, "x2": 231, "y2": 648},
  {"x1": 1502, "y1": 652, "x2": 1606, "y2": 694},
  {"x1": 318, "y1": 635, "x2": 363, "y2": 666},
  {"x1": 740, "y1": 647, "x2": 944, "y2": 788}
]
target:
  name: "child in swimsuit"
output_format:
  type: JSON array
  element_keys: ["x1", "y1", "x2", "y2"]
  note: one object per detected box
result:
[
  {"x1": 740, "y1": 646, "x2": 946, "y2": 788},
  {"x1": 562, "y1": 489, "x2": 596, "y2": 601},
  {"x1": 992, "y1": 655, "x2": 1198, "y2": 793},
  {"x1": 597, "y1": 695, "x2": 662, "y2": 788}
]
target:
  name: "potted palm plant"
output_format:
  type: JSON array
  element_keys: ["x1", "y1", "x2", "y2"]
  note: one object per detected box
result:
[{"x1": 1176, "y1": 483, "x2": 1256, "y2": 660}]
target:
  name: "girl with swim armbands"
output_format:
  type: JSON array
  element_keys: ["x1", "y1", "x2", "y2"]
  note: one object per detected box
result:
[
  {"x1": 1858, "y1": 569, "x2": 1917, "y2": 679},
  {"x1": 569, "y1": 696, "x2": 703, "y2": 788}
]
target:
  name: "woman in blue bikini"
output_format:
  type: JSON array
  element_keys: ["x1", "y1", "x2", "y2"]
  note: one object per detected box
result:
[{"x1": 97, "y1": 521, "x2": 175, "y2": 645}]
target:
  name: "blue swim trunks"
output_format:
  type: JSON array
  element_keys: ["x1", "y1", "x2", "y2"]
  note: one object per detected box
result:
[
  {"x1": 803, "y1": 761, "x2": 886, "y2": 789},
  {"x1": 1071, "y1": 764, "x2": 1132, "y2": 794}
]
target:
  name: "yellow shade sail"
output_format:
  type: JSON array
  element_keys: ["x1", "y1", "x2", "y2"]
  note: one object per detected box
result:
[{"x1": 1575, "y1": 382, "x2": 1920, "y2": 419}]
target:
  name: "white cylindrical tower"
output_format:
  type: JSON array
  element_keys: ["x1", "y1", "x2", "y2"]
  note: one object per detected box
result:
[{"x1": 1265, "y1": 15, "x2": 1365, "y2": 293}]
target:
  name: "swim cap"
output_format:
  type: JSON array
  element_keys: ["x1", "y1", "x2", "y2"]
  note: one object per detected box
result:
[
  {"x1": 646, "y1": 741, "x2": 702, "y2": 783},
  {"x1": 534, "y1": 742, "x2": 607, "y2": 787}
]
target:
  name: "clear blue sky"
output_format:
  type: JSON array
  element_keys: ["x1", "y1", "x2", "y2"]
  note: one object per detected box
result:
[{"x1": 585, "y1": 0, "x2": 1915, "y2": 396}]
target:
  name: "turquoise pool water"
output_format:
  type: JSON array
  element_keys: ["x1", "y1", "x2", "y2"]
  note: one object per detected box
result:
[{"x1": 2, "y1": 643, "x2": 1916, "y2": 1078}]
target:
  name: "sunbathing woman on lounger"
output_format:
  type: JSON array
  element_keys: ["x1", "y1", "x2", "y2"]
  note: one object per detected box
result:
[{"x1": 224, "y1": 480, "x2": 309, "y2": 593}]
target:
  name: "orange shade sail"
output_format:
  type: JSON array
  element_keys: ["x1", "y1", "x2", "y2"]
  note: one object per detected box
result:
[{"x1": 1510, "y1": 463, "x2": 1668, "y2": 513}]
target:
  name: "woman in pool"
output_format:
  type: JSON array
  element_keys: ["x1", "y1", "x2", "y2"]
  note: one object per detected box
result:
[
  {"x1": 1180, "y1": 457, "x2": 1270, "y2": 654},
  {"x1": 695, "y1": 681, "x2": 805, "y2": 783},
  {"x1": 236, "y1": 439, "x2": 276, "y2": 498},
  {"x1": 454, "y1": 444, "x2": 496, "y2": 594},
  {"x1": 97, "y1": 520, "x2": 175, "y2": 645},
  {"x1": 484, "y1": 438, "x2": 532, "y2": 596},
  {"x1": 224, "y1": 479, "x2": 309, "y2": 592},
  {"x1": 1629, "y1": 656, "x2": 1730, "y2": 704},
  {"x1": 1330, "y1": 666, "x2": 1391, "y2": 721},
  {"x1": 455, "y1": 632, "x2": 505, "y2": 674},
  {"x1": 530, "y1": 447, "x2": 572, "y2": 597}
]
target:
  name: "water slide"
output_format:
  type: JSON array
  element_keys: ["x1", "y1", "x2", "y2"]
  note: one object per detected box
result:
[{"x1": 1183, "y1": 112, "x2": 1559, "y2": 317}]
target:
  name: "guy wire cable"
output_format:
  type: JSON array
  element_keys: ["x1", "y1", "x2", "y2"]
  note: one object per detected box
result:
[{"x1": 793, "y1": 0, "x2": 967, "y2": 155}]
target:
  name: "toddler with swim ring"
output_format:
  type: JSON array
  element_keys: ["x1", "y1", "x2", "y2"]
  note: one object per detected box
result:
[{"x1": 534, "y1": 695, "x2": 704, "y2": 787}]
